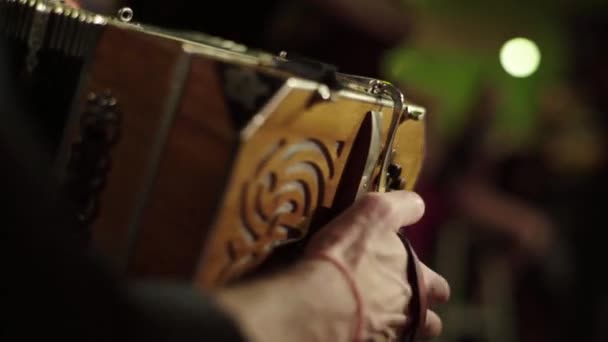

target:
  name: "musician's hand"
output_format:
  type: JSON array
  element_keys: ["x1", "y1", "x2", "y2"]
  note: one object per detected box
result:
[
  {"x1": 303, "y1": 191, "x2": 450, "y2": 340},
  {"x1": 216, "y1": 191, "x2": 449, "y2": 342}
]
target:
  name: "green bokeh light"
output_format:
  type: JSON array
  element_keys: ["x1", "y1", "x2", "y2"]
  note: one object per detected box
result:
[{"x1": 382, "y1": 1, "x2": 570, "y2": 150}]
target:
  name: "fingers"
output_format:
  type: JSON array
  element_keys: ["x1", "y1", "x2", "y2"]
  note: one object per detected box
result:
[
  {"x1": 419, "y1": 309, "x2": 443, "y2": 340},
  {"x1": 421, "y1": 262, "x2": 450, "y2": 304},
  {"x1": 307, "y1": 191, "x2": 425, "y2": 250},
  {"x1": 352, "y1": 191, "x2": 425, "y2": 233},
  {"x1": 415, "y1": 263, "x2": 449, "y2": 340}
]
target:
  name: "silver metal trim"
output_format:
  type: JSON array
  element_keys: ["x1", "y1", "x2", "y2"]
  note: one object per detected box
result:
[
  {"x1": 371, "y1": 81, "x2": 407, "y2": 193},
  {"x1": 355, "y1": 110, "x2": 383, "y2": 198},
  {"x1": 239, "y1": 78, "x2": 296, "y2": 140}
]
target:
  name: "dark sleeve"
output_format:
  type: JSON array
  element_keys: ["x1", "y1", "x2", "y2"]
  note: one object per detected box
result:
[{"x1": 0, "y1": 50, "x2": 247, "y2": 342}]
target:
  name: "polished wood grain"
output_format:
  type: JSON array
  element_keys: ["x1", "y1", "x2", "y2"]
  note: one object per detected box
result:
[
  {"x1": 393, "y1": 117, "x2": 426, "y2": 191},
  {"x1": 129, "y1": 56, "x2": 238, "y2": 279}
]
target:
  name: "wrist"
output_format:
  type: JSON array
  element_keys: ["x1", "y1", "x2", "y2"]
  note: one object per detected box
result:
[{"x1": 214, "y1": 260, "x2": 358, "y2": 342}]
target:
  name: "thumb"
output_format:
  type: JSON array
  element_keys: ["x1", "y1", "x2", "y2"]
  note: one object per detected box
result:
[
  {"x1": 305, "y1": 191, "x2": 425, "y2": 252},
  {"x1": 326, "y1": 191, "x2": 425, "y2": 233},
  {"x1": 348, "y1": 191, "x2": 426, "y2": 234}
]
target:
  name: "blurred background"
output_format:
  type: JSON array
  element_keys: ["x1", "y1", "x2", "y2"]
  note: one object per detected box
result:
[{"x1": 35, "y1": 0, "x2": 608, "y2": 341}]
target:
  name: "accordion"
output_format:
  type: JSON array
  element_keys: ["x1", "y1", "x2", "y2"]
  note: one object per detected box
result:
[{"x1": 1, "y1": 0, "x2": 427, "y2": 289}]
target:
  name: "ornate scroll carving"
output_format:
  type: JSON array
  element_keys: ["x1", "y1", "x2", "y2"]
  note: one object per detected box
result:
[
  {"x1": 64, "y1": 90, "x2": 121, "y2": 232},
  {"x1": 226, "y1": 137, "x2": 344, "y2": 271}
]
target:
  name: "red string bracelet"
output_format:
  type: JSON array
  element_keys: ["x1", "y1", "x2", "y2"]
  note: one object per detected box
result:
[{"x1": 307, "y1": 252, "x2": 364, "y2": 342}]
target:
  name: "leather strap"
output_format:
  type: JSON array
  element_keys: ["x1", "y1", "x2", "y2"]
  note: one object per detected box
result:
[{"x1": 398, "y1": 232, "x2": 428, "y2": 342}]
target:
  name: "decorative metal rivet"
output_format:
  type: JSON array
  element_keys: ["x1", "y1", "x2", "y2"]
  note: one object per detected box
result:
[
  {"x1": 406, "y1": 104, "x2": 426, "y2": 121},
  {"x1": 117, "y1": 7, "x2": 133, "y2": 22},
  {"x1": 317, "y1": 85, "x2": 331, "y2": 100}
]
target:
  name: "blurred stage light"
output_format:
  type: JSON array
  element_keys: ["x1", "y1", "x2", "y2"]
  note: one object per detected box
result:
[{"x1": 499, "y1": 37, "x2": 541, "y2": 78}]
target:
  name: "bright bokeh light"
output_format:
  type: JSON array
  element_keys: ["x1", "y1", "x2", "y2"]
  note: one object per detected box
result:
[{"x1": 499, "y1": 37, "x2": 541, "y2": 78}]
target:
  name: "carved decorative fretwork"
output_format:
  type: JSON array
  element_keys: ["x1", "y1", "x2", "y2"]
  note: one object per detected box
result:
[
  {"x1": 226, "y1": 137, "x2": 344, "y2": 272},
  {"x1": 64, "y1": 90, "x2": 120, "y2": 232}
]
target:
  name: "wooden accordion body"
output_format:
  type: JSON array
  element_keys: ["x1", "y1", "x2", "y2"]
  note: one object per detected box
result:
[{"x1": 1, "y1": 0, "x2": 426, "y2": 289}]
